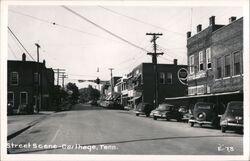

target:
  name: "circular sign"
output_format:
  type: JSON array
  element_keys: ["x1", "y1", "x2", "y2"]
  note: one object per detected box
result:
[{"x1": 178, "y1": 68, "x2": 188, "y2": 85}]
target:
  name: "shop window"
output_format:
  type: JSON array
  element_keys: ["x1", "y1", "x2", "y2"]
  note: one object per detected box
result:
[
  {"x1": 206, "y1": 48, "x2": 211, "y2": 69},
  {"x1": 199, "y1": 51, "x2": 204, "y2": 71},
  {"x1": 159, "y1": 72, "x2": 165, "y2": 84},
  {"x1": 10, "y1": 72, "x2": 19, "y2": 85},
  {"x1": 233, "y1": 52, "x2": 241, "y2": 75},
  {"x1": 8, "y1": 92, "x2": 14, "y2": 106},
  {"x1": 225, "y1": 55, "x2": 231, "y2": 77},
  {"x1": 216, "y1": 58, "x2": 222, "y2": 79},
  {"x1": 166, "y1": 72, "x2": 172, "y2": 84}
]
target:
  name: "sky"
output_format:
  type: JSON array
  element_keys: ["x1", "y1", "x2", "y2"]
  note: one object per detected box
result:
[{"x1": 7, "y1": 5, "x2": 243, "y2": 89}]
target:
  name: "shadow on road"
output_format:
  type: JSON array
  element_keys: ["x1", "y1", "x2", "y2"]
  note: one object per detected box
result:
[{"x1": 8, "y1": 134, "x2": 242, "y2": 154}]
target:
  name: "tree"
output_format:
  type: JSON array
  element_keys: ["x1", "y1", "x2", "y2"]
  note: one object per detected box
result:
[
  {"x1": 79, "y1": 85, "x2": 100, "y2": 103},
  {"x1": 66, "y1": 82, "x2": 79, "y2": 104}
]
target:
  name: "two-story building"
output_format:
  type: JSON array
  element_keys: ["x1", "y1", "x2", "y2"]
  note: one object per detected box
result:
[
  {"x1": 8, "y1": 53, "x2": 55, "y2": 114},
  {"x1": 127, "y1": 60, "x2": 188, "y2": 108}
]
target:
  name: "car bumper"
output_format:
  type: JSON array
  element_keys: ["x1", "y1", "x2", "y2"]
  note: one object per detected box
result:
[
  {"x1": 152, "y1": 114, "x2": 166, "y2": 118},
  {"x1": 222, "y1": 123, "x2": 243, "y2": 127},
  {"x1": 189, "y1": 119, "x2": 212, "y2": 124}
]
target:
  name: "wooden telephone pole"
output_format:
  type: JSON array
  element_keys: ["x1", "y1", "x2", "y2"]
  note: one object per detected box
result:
[{"x1": 146, "y1": 33, "x2": 164, "y2": 108}]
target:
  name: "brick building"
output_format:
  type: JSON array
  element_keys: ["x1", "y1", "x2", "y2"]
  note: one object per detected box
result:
[
  {"x1": 8, "y1": 54, "x2": 55, "y2": 114},
  {"x1": 124, "y1": 60, "x2": 187, "y2": 108}
]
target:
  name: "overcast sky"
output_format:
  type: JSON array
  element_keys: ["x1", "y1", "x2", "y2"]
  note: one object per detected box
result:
[{"x1": 7, "y1": 5, "x2": 243, "y2": 89}]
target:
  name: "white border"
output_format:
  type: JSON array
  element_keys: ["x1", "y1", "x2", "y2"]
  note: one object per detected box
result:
[{"x1": 1, "y1": 0, "x2": 249, "y2": 161}]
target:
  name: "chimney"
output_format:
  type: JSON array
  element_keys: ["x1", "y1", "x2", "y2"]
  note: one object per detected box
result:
[
  {"x1": 174, "y1": 59, "x2": 178, "y2": 65},
  {"x1": 22, "y1": 53, "x2": 26, "y2": 61},
  {"x1": 43, "y1": 60, "x2": 46, "y2": 66},
  {"x1": 187, "y1": 31, "x2": 191, "y2": 38},
  {"x1": 197, "y1": 24, "x2": 202, "y2": 33},
  {"x1": 209, "y1": 16, "x2": 215, "y2": 26},
  {"x1": 229, "y1": 16, "x2": 237, "y2": 23}
]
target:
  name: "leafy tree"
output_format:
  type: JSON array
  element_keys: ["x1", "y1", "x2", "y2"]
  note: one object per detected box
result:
[
  {"x1": 79, "y1": 85, "x2": 100, "y2": 103},
  {"x1": 66, "y1": 82, "x2": 79, "y2": 103}
]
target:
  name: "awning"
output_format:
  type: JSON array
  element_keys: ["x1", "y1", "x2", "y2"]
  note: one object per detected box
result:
[
  {"x1": 128, "y1": 96, "x2": 141, "y2": 102},
  {"x1": 165, "y1": 91, "x2": 242, "y2": 100}
]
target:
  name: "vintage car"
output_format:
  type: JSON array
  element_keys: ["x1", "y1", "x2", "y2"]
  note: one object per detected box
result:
[
  {"x1": 188, "y1": 102, "x2": 220, "y2": 128},
  {"x1": 150, "y1": 103, "x2": 182, "y2": 121},
  {"x1": 220, "y1": 101, "x2": 243, "y2": 133},
  {"x1": 178, "y1": 106, "x2": 192, "y2": 122},
  {"x1": 134, "y1": 103, "x2": 154, "y2": 117}
]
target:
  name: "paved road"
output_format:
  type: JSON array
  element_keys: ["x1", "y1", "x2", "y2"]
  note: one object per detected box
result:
[{"x1": 8, "y1": 103, "x2": 243, "y2": 155}]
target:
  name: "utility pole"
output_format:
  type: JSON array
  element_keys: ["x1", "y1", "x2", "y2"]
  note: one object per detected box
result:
[
  {"x1": 108, "y1": 68, "x2": 114, "y2": 99},
  {"x1": 146, "y1": 33, "x2": 164, "y2": 108},
  {"x1": 60, "y1": 73, "x2": 68, "y2": 89},
  {"x1": 35, "y1": 43, "x2": 41, "y2": 113},
  {"x1": 53, "y1": 69, "x2": 66, "y2": 86}
]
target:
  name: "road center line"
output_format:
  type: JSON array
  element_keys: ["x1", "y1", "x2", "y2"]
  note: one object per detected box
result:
[{"x1": 51, "y1": 124, "x2": 61, "y2": 143}]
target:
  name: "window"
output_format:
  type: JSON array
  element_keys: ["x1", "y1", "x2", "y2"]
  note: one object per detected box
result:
[
  {"x1": 233, "y1": 52, "x2": 241, "y2": 75},
  {"x1": 225, "y1": 55, "x2": 231, "y2": 77},
  {"x1": 159, "y1": 72, "x2": 165, "y2": 84},
  {"x1": 166, "y1": 72, "x2": 172, "y2": 84},
  {"x1": 206, "y1": 48, "x2": 211, "y2": 69},
  {"x1": 34, "y1": 72, "x2": 40, "y2": 85},
  {"x1": 216, "y1": 58, "x2": 222, "y2": 79},
  {"x1": 199, "y1": 51, "x2": 204, "y2": 71},
  {"x1": 8, "y1": 92, "x2": 14, "y2": 106},
  {"x1": 20, "y1": 92, "x2": 28, "y2": 105},
  {"x1": 189, "y1": 55, "x2": 194, "y2": 74},
  {"x1": 10, "y1": 72, "x2": 18, "y2": 85}
]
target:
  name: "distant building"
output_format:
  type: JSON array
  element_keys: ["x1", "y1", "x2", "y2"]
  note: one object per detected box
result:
[
  {"x1": 167, "y1": 16, "x2": 244, "y2": 108},
  {"x1": 122, "y1": 60, "x2": 187, "y2": 108},
  {"x1": 8, "y1": 53, "x2": 55, "y2": 114}
]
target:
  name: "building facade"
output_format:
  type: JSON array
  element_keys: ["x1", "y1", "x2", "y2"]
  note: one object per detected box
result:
[
  {"x1": 186, "y1": 16, "x2": 243, "y2": 105},
  {"x1": 125, "y1": 60, "x2": 187, "y2": 108},
  {"x1": 8, "y1": 54, "x2": 55, "y2": 114}
]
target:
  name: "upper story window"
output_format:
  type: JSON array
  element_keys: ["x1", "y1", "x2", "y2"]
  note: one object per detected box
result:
[
  {"x1": 216, "y1": 57, "x2": 222, "y2": 79},
  {"x1": 189, "y1": 55, "x2": 194, "y2": 74},
  {"x1": 224, "y1": 55, "x2": 231, "y2": 77},
  {"x1": 199, "y1": 51, "x2": 204, "y2": 71},
  {"x1": 166, "y1": 72, "x2": 172, "y2": 84},
  {"x1": 206, "y1": 48, "x2": 212, "y2": 69},
  {"x1": 159, "y1": 72, "x2": 165, "y2": 84},
  {"x1": 233, "y1": 52, "x2": 241, "y2": 75},
  {"x1": 34, "y1": 72, "x2": 40, "y2": 85},
  {"x1": 10, "y1": 72, "x2": 19, "y2": 85}
]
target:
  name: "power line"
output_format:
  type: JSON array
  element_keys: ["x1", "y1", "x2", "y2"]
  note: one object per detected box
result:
[
  {"x1": 8, "y1": 43, "x2": 18, "y2": 59},
  {"x1": 62, "y1": 6, "x2": 149, "y2": 53},
  {"x1": 9, "y1": 9, "x2": 125, "y2": 45},
  {"x1": 7, "y1": 26, "x2": 35, "y2": 61},
  {"x1": 99, "y1": 6, "x2": 186, "y2": 37}
]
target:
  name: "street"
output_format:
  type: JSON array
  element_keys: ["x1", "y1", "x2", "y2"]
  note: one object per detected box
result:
[{"x1": 8, "y1": 103, "x2": 243, "y2": 155}]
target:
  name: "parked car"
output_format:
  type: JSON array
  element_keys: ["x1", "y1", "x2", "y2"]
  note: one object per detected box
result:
[
  {"x1": 188, "y1": 102, "x2": 220, "y2": 128},
  {"x1": 134, "y1": 103, "x2": 154, "y2": 117},
  {"x1": 220, "y1": 101, "x2": 243, "y2": 133},
  {"x1": 150, "y1": 103, "x2": 182, "y2": 121},
  {"x1": 178, "y1": 106, "x2": 191, "y2": 122}
]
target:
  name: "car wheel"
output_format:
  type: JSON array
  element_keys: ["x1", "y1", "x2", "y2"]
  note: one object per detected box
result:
[
  {"x1": 199, "y1": 123, "x2": 203, "y2": 127},
  {"x1": 146, "y1": 114, "x2": 150, "y2": 117},
  {"x1": 153, "y1": 116, "x2": 157, "y2": 120},
  {"x1": 177, "y1": 118, "x2": 181, "y2": 122},
  {"x1": 190, "y1": 122, "x2": 194, "y2": 127},
  {"x1": 166, "y1": 117, "x2": 169, "y2": 121},
  {"x1": 221, "y1": 126, "x2": 226, "y2": 133},
  {"x1": 136, "y1": 113, "x2": 139, "y2": 116}
]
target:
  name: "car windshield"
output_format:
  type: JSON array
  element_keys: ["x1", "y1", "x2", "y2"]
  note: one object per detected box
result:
[{"x1": 157, "y1": 104, "x2": 172, "y2": 111}]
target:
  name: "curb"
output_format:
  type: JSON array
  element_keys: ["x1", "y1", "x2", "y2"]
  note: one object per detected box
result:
[{"x1": 7, "y1": 112, "x2": 54, "y2": 141}]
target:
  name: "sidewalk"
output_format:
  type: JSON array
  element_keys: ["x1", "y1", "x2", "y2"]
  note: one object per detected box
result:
[{"x1": 7, "y1": 111, "x2": 55, "y2": 140}]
